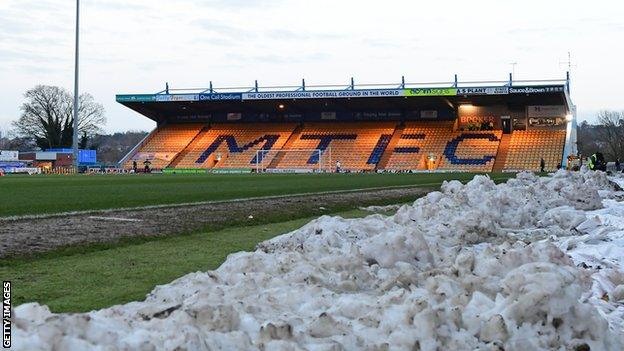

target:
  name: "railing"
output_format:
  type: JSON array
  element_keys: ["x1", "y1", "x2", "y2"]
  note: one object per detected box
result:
[{"x1": 152, "y1": 74, "x2": 569, "y2": 95}]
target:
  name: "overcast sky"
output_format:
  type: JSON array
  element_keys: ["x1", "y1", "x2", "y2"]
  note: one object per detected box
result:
[{"x1": 1, "y1": 0, "x2": 623, "y2": 135}]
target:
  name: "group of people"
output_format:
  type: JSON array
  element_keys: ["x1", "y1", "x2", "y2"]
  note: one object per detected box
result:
[
  {"x1": 540, "y1": 153, "x2": 623, "y2": 173},
  {"x1": 586, "y1": 153, "x2": 623, "y2": 173},
  {"x1": 131, "y1": 159, "x2": 152, "y2": 173},
  {"x1": 588, "y1": 153, "x2": 607, "y2": 172},
  {"x1": 461, "y1": 121, "x2": 495, "y2": 131},
  {"x1": 128, "y1": 155, "x2": 622, "y2": 175}
]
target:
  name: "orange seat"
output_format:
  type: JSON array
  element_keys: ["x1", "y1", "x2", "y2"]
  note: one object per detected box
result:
[
  {"x1": 125, "y1": 124, "x2": 204, "y2": 169},
  {"x1": 503, "y1": 130, "x2": 565, "y2": 172}
]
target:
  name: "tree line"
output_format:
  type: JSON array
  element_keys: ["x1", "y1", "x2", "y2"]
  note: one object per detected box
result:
[
  {"x1": 12, "y1": 85, "x2": 106, "y2": 149},
  {"x1": 577, "y1": 111, "x2": 624, "y2": 162},
  {"x1": 2, "y1": 85, "x2": 146, "y2": 164}
]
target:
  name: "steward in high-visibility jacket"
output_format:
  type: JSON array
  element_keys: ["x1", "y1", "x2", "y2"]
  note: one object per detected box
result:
[
  {"x1": 588, "y1": 154, "x2": 596, "y2": 170},
  {"x1": 588, "y1": 153, "x2": 607, "y2": 171}
]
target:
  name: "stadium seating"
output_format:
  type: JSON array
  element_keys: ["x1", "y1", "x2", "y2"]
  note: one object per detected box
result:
[
  {"x1": 438, "y1": 130, "x2": 502, "y2": 172},
  {"x1": 503, "y1": 130, "x2": 566, "y2": 171},
  {"x1": 385, "y1": 122, "x2": 501, "y2": 172},
  {"x1": 125, "y1": 124, "x2": 203, "y2": 169},
  {"x1": 173, "y1": 123, "x2": 297, "y2": 169},
  {"x1": 274, "y1": 122, "x2": 397, "y2": 171},
  {"x1": 385, "y1": 122, "x2": 455, "y2": 170},
  {"x1": 124, "y1": 121, "x2": 567, "y2": 173}
]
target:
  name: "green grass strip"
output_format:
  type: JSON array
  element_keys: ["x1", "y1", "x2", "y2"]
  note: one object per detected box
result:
[{"x1": 0, "y1": 172, "x2": 514, "y2": 217}]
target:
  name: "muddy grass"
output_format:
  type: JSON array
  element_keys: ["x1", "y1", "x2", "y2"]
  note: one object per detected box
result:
[{"x1": 0, "y1": 187, "x2": 431, "y2": 258}]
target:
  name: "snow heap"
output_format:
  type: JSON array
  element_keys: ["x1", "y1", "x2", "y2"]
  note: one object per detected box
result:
[{"x1": 13, "y1": 171, "x2": 624, "y2": 351}]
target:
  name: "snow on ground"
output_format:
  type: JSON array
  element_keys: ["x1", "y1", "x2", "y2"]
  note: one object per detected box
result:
[{"x1": 12, "y1": 171, "x2": 624, "y2": 351}]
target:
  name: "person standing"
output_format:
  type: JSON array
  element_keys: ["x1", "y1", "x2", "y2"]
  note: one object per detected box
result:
[
  {"x1": 596, "y1": 152, "x2": 607, "y2": 171},
  {"x1": 540, "y1": 158, "x2": 545, "y2": 173},
  {"x1": 132, "y1": 160, "x2": 138, "y2": 173},
  {"x1": 616, "y1": 158, "x2": 621, "y2": 172},
  {"x1": 335, "y1": 160, "x2": 341, "y2": 173},
  {"x1": 588, "y1": 153, "x2": 596, "y2": 171},
  {"x1": 143, "y1": 159, "x2": 152, "y2": 173}
]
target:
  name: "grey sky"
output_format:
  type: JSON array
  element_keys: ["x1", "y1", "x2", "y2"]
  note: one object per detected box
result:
[{"x1": 1, "y1": 0, "x2": 623, "y2": 134}]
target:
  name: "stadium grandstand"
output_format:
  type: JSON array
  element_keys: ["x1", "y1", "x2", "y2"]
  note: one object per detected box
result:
[{"x1": 117, "y1": 74, "x2": 577, "y2": 173}]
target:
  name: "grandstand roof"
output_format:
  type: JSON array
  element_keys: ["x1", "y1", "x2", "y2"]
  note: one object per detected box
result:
[{"x1": 117, "y1": 77, "x2": 573, "y2": 122}]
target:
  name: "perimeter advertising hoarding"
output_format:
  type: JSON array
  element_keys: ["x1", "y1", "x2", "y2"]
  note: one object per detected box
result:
[
  {"x1": 509, "y1": 86, "x2": 565, "y2": 94},
  {"x1": 156, "y1": 93, "x2": 243, "y2": 102},
  {"x1": 116, "y1": 85, "x2": 565, "y2": 103},
  {"x1": 242, "y1": 89, "x2": 404, "y2": 100},
  {"x1": 199, "y1": 93, "x2": 242, "y2": 101},
  {"x1": 116, "y1": 94, "x2": 157, "y2": 102},
  {"x1": 116, "y1": 93, "x2": 242, "y2": 103},
  {"x1": 457, "y1": 87, "x2": 509, "y2": 95},
  {"x1": 527, "y1": 105, "x2": 566, "y2": 118},
  {"x1": 404, "y1": 88, "x2": 457, "y2": 96}
]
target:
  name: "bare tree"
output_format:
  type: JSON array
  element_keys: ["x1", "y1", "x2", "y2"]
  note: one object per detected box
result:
[
  {"x1": 596, "y1": 110, "x2": 624, "y2": 161},
  {"x1": 11, "y1": 85, "x2": 106, "y2": 149}
]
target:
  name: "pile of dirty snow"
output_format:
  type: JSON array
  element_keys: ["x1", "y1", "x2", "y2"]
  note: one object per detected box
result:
[{"x1": 12, "y1": 171, "x2": 624, "y2": 350}]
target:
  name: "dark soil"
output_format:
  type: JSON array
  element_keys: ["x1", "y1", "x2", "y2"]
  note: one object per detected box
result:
[{"x1": 0, "y1": 187, "x2": 431, "y2": 258}]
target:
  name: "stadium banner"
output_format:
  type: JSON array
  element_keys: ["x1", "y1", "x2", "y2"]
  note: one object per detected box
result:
[
  {"x1": 459, "y1": 115, "x2": 496, "y2": 124},
  {"x1": 4, "y1": 167, "x2": 40, "y2": 175},
  {"x1": 420, "y1": 110, "x2": 438, "y2": 119},
  {"x1": 264, "y1": 168, "x2": 315, "y2": 174},
  {"x1": 354, "y1": 111, "x2": 402, "y2": 120},
  {"x1": 210, "y1": 168, "x2": 253, "y2": 174},
  {"x1": 527, "y1": 105, "x2": 566, "y2": 118},
  {"x1": 116, "y1": 94, "x2": 157, "y2": 102},
  {"x1": 321, "y1": 112, "x2": 337, "y2": 120},
  {"x1": 528, "y1": 117, "x2": 566, "y2": 128},
  {"x1": 509, "y1": 85, "x2": 565, "y2": 94},
  {"x1": 117, "y1": 93, "x2": 243, "y2": 103},
  {"x1": 242, "y1": 89, "x2": 404, "y2": 100},
  {"x1": 173, "y1": 115, "x2": 212, "y2": 122},
  {"x1": 162, "y1": 168, "x2": 207, "y2": 174},
  {"x1": 199, "y1": 93, "x2": 242, "y2": 101},
  {"x1": 457, "y1": 87, "x2": 509, "y2": 95},
  {"x1": 117, "y1": 85, "x2": 565, "y2": 104},
  {"x1": 156, "y1": 94, "x2": 202, "y2": 102},
  {"x1": 404, "y1": 88, "x2": 457, "y2": 96}
]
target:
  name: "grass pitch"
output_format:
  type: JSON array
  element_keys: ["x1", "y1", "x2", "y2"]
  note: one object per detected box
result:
[
  {"x1": 0, "y1": 172, "x2": 517, "y2": 313},
  {"x1": 0, "y1": 172, "x2": 513, "y2": 217},
  {"x1": 0, "y1": 209, "x2": 371, "y2": 313}
]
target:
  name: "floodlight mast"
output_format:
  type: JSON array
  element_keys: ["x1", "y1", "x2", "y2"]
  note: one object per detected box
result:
[{"x1": 72, "y1": 0, "x2": 80, "y2": 171}]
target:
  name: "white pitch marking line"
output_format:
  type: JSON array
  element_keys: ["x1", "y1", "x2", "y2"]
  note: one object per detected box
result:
[{"x1": 88, "y1": 216, "x2": 143, "y2": 222}]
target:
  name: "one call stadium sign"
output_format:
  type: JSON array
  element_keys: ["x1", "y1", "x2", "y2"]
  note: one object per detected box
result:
[{"x1": 116, "y1": 85, "x2": 565, "y2": 103}]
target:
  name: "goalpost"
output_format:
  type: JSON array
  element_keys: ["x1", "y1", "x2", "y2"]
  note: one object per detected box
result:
[{"x1": 255, "y1": 148, "x2": 333, "y2": 173}]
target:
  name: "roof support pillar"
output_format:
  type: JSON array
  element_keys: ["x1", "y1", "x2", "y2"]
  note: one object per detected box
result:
[{"x1": 566, "y1": 71, "x2": 570, "y2": 94}]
